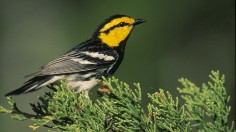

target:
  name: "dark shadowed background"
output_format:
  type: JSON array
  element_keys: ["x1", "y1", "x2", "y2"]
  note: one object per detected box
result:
[{"x1": 0, "y1": 0, "x2": 235, "y2": 131}]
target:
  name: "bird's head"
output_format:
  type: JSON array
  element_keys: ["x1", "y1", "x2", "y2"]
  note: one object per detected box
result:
[{"x1": 93, "y1": 14, "x2": 146, "y2": 47}]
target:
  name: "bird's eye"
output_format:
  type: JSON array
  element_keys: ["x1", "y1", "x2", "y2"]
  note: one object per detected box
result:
[{"x1": 119, "y1": 22, "x2": 126, "y2": 27}]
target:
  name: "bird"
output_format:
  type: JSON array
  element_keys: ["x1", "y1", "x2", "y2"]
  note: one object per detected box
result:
[{"x1": 5, "y1": 14, "x2": 146, "y2": 98}]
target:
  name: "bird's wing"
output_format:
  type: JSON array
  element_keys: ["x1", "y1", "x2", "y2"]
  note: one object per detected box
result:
[{"x1": 27, "y1": 49, "x2": 116, "y2": 77}]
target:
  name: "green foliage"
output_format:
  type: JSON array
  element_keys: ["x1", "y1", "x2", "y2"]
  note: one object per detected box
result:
[
  {"x1": 177, "y1": 71, "x2": 235, "y2": 132},
  {"x1": 146, "y1": 90, "x2": 191, "y2": 131},
  {"x1": 0, "y1": 71, "x2": 235, "y2": 131}
]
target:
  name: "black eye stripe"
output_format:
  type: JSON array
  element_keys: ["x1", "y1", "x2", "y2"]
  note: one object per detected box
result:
[
  {"x1": 102, "y1": 22, "x2": 131, "y2": 34},
  {"x1": 119, "y1": 22, "x2": 129, "y2": 27}
]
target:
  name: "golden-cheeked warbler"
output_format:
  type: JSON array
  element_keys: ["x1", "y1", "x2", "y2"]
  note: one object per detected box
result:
[{"x1": 5, "y1": 14, "x2": 146, "y2": 98}]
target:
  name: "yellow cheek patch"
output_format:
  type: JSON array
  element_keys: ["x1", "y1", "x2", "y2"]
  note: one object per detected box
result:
[
  {"x1": 99, "y1": 17, "x2": 135, "y2": 32},
  {"x1": 99, "y1": 26, "x2": 133, "y2": 47}
]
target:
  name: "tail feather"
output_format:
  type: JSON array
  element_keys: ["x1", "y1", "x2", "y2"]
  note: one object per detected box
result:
[{"x1": 5, "y1": 76, "x2": 54, "y2": 96}]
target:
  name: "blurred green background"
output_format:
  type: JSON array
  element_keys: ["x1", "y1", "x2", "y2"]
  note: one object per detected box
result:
[{"x1": 0, "y1": 0, "x2": 235, "y2": 131}]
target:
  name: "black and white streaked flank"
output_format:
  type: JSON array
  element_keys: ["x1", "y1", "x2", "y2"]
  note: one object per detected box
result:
[
  {"x1": 5, "y1": 39, "x2": 120, "y2": 98},
  {"x1": 5, "y1": 14, "x2": 146, "y2": 97}
]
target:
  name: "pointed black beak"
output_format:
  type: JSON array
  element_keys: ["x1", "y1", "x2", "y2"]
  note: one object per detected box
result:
[{"x1": 133, "y1": 19, "x2": 146, "y2": 26}]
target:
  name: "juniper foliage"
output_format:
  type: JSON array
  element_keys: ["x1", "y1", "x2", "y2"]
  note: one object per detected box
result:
[{"x1": 0, "y1": 71, "x2": 234, "y2": 131}]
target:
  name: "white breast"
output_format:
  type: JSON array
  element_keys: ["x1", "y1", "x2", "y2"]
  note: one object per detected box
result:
[{"x1": 65, "y1": 73, "x2": 100, "y2": 98}]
